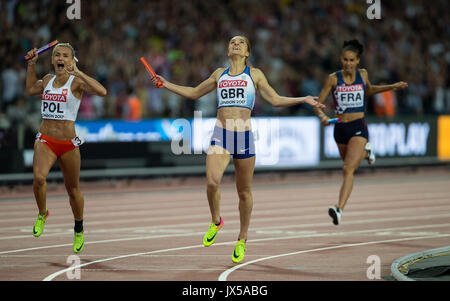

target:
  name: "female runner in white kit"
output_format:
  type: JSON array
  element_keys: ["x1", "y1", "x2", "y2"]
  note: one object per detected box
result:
[
  {"x1": 25, "y1": 43, "x2": 107, "y2": 253},
  {"x1": 150, "y1": 35, "x2": 325, "y2": 263}
]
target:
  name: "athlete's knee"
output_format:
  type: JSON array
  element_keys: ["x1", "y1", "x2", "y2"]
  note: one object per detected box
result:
[
  {"x1": 66, "y1": 186, "x2": 81, "y2": 199},
  {"x1": 33, "y1": 174, "x2": 47, "y2": 188},
  {"x1": 342, "y1": 162, "x2": 357, "y2": 176},
  {"x1": 237, "y1": 186, "x2": 252, "y2": 201},
  {"x1": 206, "y1": 176, "x2": 221, "y2": 192}
]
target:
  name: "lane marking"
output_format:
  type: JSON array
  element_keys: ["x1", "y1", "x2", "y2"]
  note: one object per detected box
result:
[
  {"x1": 218, "y1": 233, "x2": 450, "y2": 281},
  {"x1": 2, "y1": 191, "x2": 449, "y2": 218},
  {"x1": 41, "y1": 226, "x2": 450, "y2": 281},
  {"x1": 2, "y1": 196, "x2": 450, "y2": 227},
  {"x1": 2, "y1": 215, "x2": 450, "y2": 254},
  {"x1": 3, "y1": 210, "x2": 450, "y2": 242},
  {"x1": 0, "y1": 231, "x2": 204, "y2": 255},
  {"x1": 1, "y1": 172, "x2": 448, "y2": 202},
  {"x1": 2, "y1": 207, "x2": 450, "y2": 238},
  {"x1": 43, "y1": 244, "x2": 207, "y2": 281}
]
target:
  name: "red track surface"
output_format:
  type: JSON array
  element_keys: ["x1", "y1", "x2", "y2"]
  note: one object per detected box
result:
[{"x1": 1, "y1": 167, "x2": 449, "y2": 281}]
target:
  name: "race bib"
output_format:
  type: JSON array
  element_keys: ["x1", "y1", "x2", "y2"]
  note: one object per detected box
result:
[
  {"x1": 218, "y1": 80, "x2": 248, "y2": 107},
  {"x1": 71, "y1": 136, "x2": 84, "y2": 147},
  {"x1": 41, "y1": 93, "x2": 67, "y2": 120},
  {"x1": 335, "y1": 84, "x2": 364, "y2": 108}
]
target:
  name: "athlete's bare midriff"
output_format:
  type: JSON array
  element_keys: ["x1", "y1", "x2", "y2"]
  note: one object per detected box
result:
[
  {"x1": 336, "y1": 112, "x2": 365, "y2": 123},
  {"x1": 39, "y1": 119, "x2": 76, "y2": 140},
  {"x1": 216, "y1": 107, "x2": 252, "y2": 131}
]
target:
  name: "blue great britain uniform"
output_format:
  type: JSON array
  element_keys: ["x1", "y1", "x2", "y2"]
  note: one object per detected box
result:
[{"x1": 210, "y1": 66, "x2": 256, "y2": 159}]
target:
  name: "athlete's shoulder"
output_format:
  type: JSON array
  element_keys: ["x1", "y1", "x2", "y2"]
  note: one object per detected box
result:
[
  {"x1": 214, "y1": 67, "x2": 227, "y2": 74},
  {"x1": 358, "y1": 68, "x2": 368, "y2": 74},
  {"x1": 358, "y1": 68, "x2": 369, "y2": 80},
  {"x1": 329, "y1": 71, "x2": 338, "y2": 78},
  {"x1": 42, "y1": 73, "x2": 54, "y2": 87},
  {"x1": 327, "y1": 72, "x2": 338, "y2": 85},
  {"x1": 249, "y1": 67, "x2": 262, "y2": 74},
  {"x1": 211, "y1": 67, "x2": 227, "y2": 80},
  {"x1": 358, "y1": 68, "x2": 368, "y2": 76},
  {"x1": 249, "y1": 67, "x2": 264, "y2": 79},
  {"x1": 247, "y1": 67, "x2": 265, "y2": 87}
]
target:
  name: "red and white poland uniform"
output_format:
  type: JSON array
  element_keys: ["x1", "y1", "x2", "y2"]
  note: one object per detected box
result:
[{"x1": 36, "y1": 75, "x2": 84, "y2": 157}]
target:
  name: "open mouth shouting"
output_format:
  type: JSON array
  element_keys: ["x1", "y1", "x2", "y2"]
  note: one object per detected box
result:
[{"x1": 56, "y1": 62, "x2": 65, "y2": 71}]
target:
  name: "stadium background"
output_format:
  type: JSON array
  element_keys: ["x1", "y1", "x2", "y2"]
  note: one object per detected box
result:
[{"x1": 0, "y1": 0, "x2": 450, "y2": 285}]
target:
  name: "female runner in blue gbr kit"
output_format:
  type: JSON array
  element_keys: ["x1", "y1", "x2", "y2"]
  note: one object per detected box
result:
[
  {"x1": 313, "y1": 39, "x2": 408, "y2": 226},
  {"x1": 25, "y1": 43, "x2": 107, "y2": 253},
  {"x1": 151, "y1": 35, "x2": 325, "y2": 263}
]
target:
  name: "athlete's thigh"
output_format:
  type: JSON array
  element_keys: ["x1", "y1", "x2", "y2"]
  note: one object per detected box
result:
[
  {"x1": 33, "y1": 141, "x2": 57, "y2": 179},
  {"x1": 58, "y1": 148, "x2": 81, "y2": 188},
  {"x1": 337, "y1": 143, "x2": 347, "y2": 160},
  {"x1": 233, "y1": 156, "x2": 255, "y2": 191},
  {"x1": 206, "y1": 145, "x2": 231, "y2": 183},
  {"x1": 343, "y1": 136, "x2": 367, "y2": 167}
]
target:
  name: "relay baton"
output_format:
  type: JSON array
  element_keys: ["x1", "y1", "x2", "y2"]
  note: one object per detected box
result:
[
  {"x1": 140, "y1": 57, "x2": 163, "y2": 88},
  {"x1": 24, "y1": 40, "x2": 59, "y2": 61},
  {"x1": 328, "y1": 118, "x2": 341, "y2": 124}
]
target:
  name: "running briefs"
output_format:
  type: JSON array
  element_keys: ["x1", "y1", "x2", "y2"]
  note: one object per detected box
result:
[
  {"x1": 210, "y1": 125, "x2": 255, "y2": 159},
  {"x1": 333, "y1": 118, "x2": 369, "y2": 145},
  {"x1": 35, "y1": 132, "x2": 84, "y2": 157}
]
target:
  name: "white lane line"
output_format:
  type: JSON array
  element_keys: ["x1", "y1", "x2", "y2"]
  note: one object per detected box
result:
[
  {"x1": 42, "y1": 244, "x2": 208, "y2": 281},
  {"x1": 0, "y1": 231, "x2": 204, "y2": 255},
  {"x1": 1, "y1": 254, "x2": 233, "y2": 258},
  {"x1": 80, "y1": 268, "x2": 226, "y2": 272},
  {"x1": 1, "y1": 177, "x2": 443, "y2": 202},
  {"x1": 217, "y1": 233, "x2": 450, "y2": 281},
  {"x1": 2, "y1": 213, "x2": 450, "y2": 254},
  {"x1": 41, "y1": 225, "x2": 450, "y2": 281},
  {"x1": 2, "y1": 194, "x2": 450, "y2": 224},
  {"x1": 2, "y1": 205, "x2": 450, "y2": 237}
]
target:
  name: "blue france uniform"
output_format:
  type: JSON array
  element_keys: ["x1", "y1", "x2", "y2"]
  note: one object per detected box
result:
[
  {"x1": 332, "y1": 69, "x2": 366, "y2": 115},
  {"x1": 210, "y1": 66, "x2": 256, "y2": 159},
  {"x1": 332, "y1": 69, "x2": 369, "y2": 144}
]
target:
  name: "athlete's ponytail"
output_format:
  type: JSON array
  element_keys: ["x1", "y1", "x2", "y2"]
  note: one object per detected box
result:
[
  {"x1": 243, "y1": 36, "x2": 252, "y2": 67},
  {"x1": 343, "y1": 39, "x2": 363, "y2": 58}
]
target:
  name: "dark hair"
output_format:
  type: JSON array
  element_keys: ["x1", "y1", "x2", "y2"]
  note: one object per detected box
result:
[{"x1": 342, "y1": 39, "x2": 363, "y2": 58}]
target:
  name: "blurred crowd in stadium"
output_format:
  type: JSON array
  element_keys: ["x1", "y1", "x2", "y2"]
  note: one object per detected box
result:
[{"x1": 0, "y1": 0, "x2": 449, "y2": 148}]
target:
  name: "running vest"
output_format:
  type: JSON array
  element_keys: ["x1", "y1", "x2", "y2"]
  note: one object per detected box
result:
[
  {"x1": 217, "y1": 66, "x2": 256, "y2": 110},
  {"x1": 41, "y1": 75, "x2": 81, "y2": 121},
  {"x1": 332, "y1": 69, "x2": 366, "y2": 114}
]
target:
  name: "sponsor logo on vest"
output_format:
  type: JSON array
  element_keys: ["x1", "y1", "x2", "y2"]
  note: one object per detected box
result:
[
  {"x1": 336, "y1": 84, "x2": 364, "y2": 93},
  {"x1": 218, "y1": 80, "x2": 248, "y2": 88},
  {"x1": 41, "y1": 93, "x2": 67, "y2": 102}
]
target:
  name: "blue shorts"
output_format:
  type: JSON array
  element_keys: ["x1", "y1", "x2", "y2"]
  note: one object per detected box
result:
[
  {"x1": 333, "y1": 118, "x2": 369, "y2": 144},
  {"x1": 210, "y1": 125, "x2": 255, "y2": 159}
]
